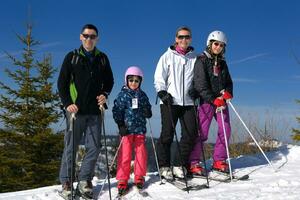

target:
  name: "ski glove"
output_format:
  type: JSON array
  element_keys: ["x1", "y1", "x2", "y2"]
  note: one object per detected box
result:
[
  {"x1": 158, "y1": 90, "x2": 173, "y2": 105},
  {"x1": 142, "y1": 108, "x2": 152, "y2": 118},
  {"x1": 118, "y1": 124, "x2": 128, "y2": 137},
  {"x1": 213, "y1": 98, "x2": 226, "y2": 107},
  {"x1": 188, "y1": 88, "x2": 198, "y2": 100},
  {"x1": 222, "y1": 91, "x2": 233, "y2": 101}
]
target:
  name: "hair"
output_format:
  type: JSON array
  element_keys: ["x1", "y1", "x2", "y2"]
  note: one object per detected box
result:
[
  {"x1": 206, "y1": 40, "x2": 226, "y2": 58},
  {"x1": 81, "y1": 24, "x2": 99, "y2": 35},
  {"x1": 175, "y1": 26, "x2": 192, "y2": 37}
]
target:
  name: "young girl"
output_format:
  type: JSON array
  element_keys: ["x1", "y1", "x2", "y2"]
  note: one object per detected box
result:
[
  {"x1": 112, "y1": 66, "x2": 152, "y2": 195},
  {"x1": 188, "y1": 30, "x2": 233, "y2": 175}
]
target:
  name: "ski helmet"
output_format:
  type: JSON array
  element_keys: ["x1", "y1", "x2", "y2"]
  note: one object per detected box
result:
[
  {"x1": 124, "y1": 66, "x2": 144, "y2": 85},
  {"x1": 206, "y1": 30, "x2": 227, "y2": 46}
]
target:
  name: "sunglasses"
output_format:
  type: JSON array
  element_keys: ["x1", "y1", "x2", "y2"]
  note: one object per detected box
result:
[
  {"x1": 213, "y1": 42, "x2": 224, "y2": 48},
  {"x1": 128, "y1": 79, "x2": 140, "y2": 83},
  {"x1": 177, "y1": 35, "x2": 191, "y2": 40},
  {"x1": 82, "y1": 34, "x2": 97, "y2": 40}
]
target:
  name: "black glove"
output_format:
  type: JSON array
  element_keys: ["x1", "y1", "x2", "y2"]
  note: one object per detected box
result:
[
  {"x1": 142, "y1": 108, "x2": 152, "y2": 118},
  {"x1": 188, "y1": 88, "x2": 198, "y2": 100},
  {"x1": 118, "y1": 124, "x2": 128, "y2": 137},
  {"x1": 158, "y1": 90, "x2": 173, "y2": 105}
]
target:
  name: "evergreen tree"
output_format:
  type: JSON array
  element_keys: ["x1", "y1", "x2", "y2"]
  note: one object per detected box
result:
[
  {"x1": 0, "y1": 23, "x2": 60, "y2": 135},
  {"x1": 292, "y1": 100, "x2": 300, "y2": 142},
  {"x1": 0, "y1": 23, "x2": 63, "y2": 192}
]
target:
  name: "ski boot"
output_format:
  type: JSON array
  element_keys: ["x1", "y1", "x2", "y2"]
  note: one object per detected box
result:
[
  {"x1": 134, "y1": 176, "x2": 145, "y2": 190},
  {"x1": 189, "y1": 163, "x2": 205, "y2": 177},
  {"x1": 159, "y1": 167, "x2": 174, "y2": 181},
  {"x1": 58, "y1": 181, "x2": 72, "y2": 200},
  {"x1": 117, "y1": 180, "x2": 129, "y2": 196},
  {"x1": 77, "y1": 180, "x2": 93, "y2": 199},
  {"x1": 212, "y1": 160, "x2": 229, "y2": 174},
  {"x1": 172, "y1": 166, "x2": 187, "y2": 179}
]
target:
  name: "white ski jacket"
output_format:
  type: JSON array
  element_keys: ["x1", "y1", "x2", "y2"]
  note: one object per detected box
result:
[{"x1": 154, "y1": 46, "x2": 197, "y2": 106}]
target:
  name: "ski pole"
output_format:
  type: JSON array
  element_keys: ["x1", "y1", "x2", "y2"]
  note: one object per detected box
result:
[
  {"x1": 228, "y1": 101, "x2": 275, "y2": 171},
  {"x1": 98, "y1": 136, "x2": 124, "y2": 198},
  {"x1": 70, "y1": 112, "x2": 76, "y2": 200},
  {"x1": 193, "y1": 101, "x2": 209, "y2": 188},
  {"x1": 167, "y1": 104, "x2": 189, "y2": 193},
  {"x1": 99, "y1": 106, "x2": 112, "y2": 200},
  {"x1": 219, "y1": 108, "x2": 233, "y2": 181},
  {"x1": 147, "y1": 118, "x2": 163, "y2": 184}
]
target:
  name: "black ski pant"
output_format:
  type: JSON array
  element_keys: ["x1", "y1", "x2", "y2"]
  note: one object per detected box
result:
[{"x1": 157, "y1": 104, "x2": 198, "y2": 168}]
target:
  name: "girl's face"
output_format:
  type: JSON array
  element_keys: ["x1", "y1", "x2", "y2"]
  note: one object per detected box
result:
[
  {"x1": 127, "y1": 76, "x2": 141, "y2": 90},
  {"x1": 211, "y1": 41, "x2": 225, "y2": 55},
  {"x1": 175, "y1": 30, "x2": 192, "y2": 50}
]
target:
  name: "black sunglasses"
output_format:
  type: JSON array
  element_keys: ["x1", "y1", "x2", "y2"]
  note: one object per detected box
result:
[
  {"x1": 82, "y1": 34, "x2": 97, "y2": 40},
  {"x1": 177, "y1": 35, "x2": 191, "y2": 40}
]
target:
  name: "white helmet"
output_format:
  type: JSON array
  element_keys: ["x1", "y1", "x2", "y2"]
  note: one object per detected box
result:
[{"x1": 206, "y1": 30, "x2": 227, "y2": 46}]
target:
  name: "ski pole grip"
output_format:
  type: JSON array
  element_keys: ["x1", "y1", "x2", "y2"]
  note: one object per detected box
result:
[
  {"x1": 70, "y1": 112, "x2": 76, "y2": 119},
  {"x1": 99, "y1": 105, "x2": 105, "y2": 113}
]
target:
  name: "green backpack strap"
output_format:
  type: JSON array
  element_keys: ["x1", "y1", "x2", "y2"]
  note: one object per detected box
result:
[{"x1": 70, "y1": 49, "x2": 80, "y2": 103}]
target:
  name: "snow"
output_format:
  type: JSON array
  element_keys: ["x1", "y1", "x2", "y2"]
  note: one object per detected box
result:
[{"x1": 1, "y1": 144, "x2": 300, "y2": 200}]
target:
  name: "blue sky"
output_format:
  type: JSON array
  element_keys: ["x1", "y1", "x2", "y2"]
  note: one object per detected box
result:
[{"x1": 0, "y1": 0, "x2": 299, "y2": 142}]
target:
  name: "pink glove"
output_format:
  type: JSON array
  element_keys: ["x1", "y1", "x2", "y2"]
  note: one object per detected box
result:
[
  {"x1": 222, "y1": 91, "x2": 232, "y2": 101},
  {"x1": 213, "y1": 98, "x2": 225, "y2": 107}
]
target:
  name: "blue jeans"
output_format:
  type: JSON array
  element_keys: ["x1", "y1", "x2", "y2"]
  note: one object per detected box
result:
[{"x1": 59, "y1": 112, "x2": 101, "y2": 184}]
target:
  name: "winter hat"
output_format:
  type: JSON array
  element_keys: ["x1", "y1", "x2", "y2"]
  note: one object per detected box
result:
[{"x1": 124, "y1": 66, "x2": 144, "y2": 87}]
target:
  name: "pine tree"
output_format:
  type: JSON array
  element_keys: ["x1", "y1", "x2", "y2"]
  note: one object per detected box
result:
[
  {"x1": 0, "y1": 23, "x2": 60, "y2": 135},
  {"x1": 0, "y1": 23, "x2": 63, "y2": 192},
  {"x1": 292, "y1": 100, "x2": 300, "y2": 142}
]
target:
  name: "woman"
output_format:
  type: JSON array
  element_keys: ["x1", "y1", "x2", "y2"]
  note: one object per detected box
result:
[
  {"x1": 188, "y1": 30, "x2": 233, "y2": 176},
  {"x1": 154, "y1": 26, "x2": 198, "y2": 180}
]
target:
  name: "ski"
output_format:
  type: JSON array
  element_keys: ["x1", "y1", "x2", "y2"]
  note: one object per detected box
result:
[
  {"x1": 163, "y1": 178, "x2": 208, "y2": 191},
  {"x1": 75, "y1": 191, "x2": 93, "y2": 200},
  {"x1": 113, "y1": 184, "x2": 133, "y2": 200},
  {"x1": 133, "y1": 185, "x2": 150, "y2": 197},
  {"x1": 191, "y1": 171, "x2": 249, "y2": 183},
  {"x1": 55, "y1": 189, "x2": 93, "y2": 200},
  {"x1": 114, "y1": 194, "x2": 128, "y2": 200}
]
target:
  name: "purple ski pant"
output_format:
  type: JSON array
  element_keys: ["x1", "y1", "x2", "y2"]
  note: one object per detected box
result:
[{"x1": 189, "y1": 103, "x2": 231, "y2": 164}]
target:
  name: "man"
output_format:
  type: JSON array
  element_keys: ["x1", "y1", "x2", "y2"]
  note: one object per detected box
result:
[
  {"x1": 57, "y1": 24, "x2": 114, "y2": 199},
  {"x1": 154, "y1": 26, "x2": 198, "y2": 180}
]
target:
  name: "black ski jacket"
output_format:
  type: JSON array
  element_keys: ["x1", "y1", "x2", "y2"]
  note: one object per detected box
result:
[
  {"x1": 193, "y1": 51, "x2": 233, "y2": 104},
  {"x1": 57, "y1": 46, "x2": 114, "y2": 115}
]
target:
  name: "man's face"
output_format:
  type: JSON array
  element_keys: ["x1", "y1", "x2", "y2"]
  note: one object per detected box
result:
[
  {"x1": 175, "y1": 30, "x2": 192, "y2": 50},
  {"x1": 80, "y1": 28, "x2": 98, "y2": 51}
]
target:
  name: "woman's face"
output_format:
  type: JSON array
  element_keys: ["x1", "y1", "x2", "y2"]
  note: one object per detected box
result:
[
  {"x1": 175, "y1": 30, "x2": 192, "y2": 50},
  {"x1": 211, "y1": 41, "x2": 225, "y2": 55}
]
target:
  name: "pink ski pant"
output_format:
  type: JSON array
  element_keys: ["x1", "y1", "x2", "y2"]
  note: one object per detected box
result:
[{"x1": 116, "y1": 134, "x2": 147, "y2": 182}]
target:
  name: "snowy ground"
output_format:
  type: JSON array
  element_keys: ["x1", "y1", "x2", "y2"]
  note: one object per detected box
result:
[{"x1": 1, "y1": 144, "x2": 300, "y2": 200}]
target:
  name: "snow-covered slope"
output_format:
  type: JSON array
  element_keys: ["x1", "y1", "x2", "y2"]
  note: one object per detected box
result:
[{"x1": 1, "y1": 144, "x2": 300, "y2": 200}]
